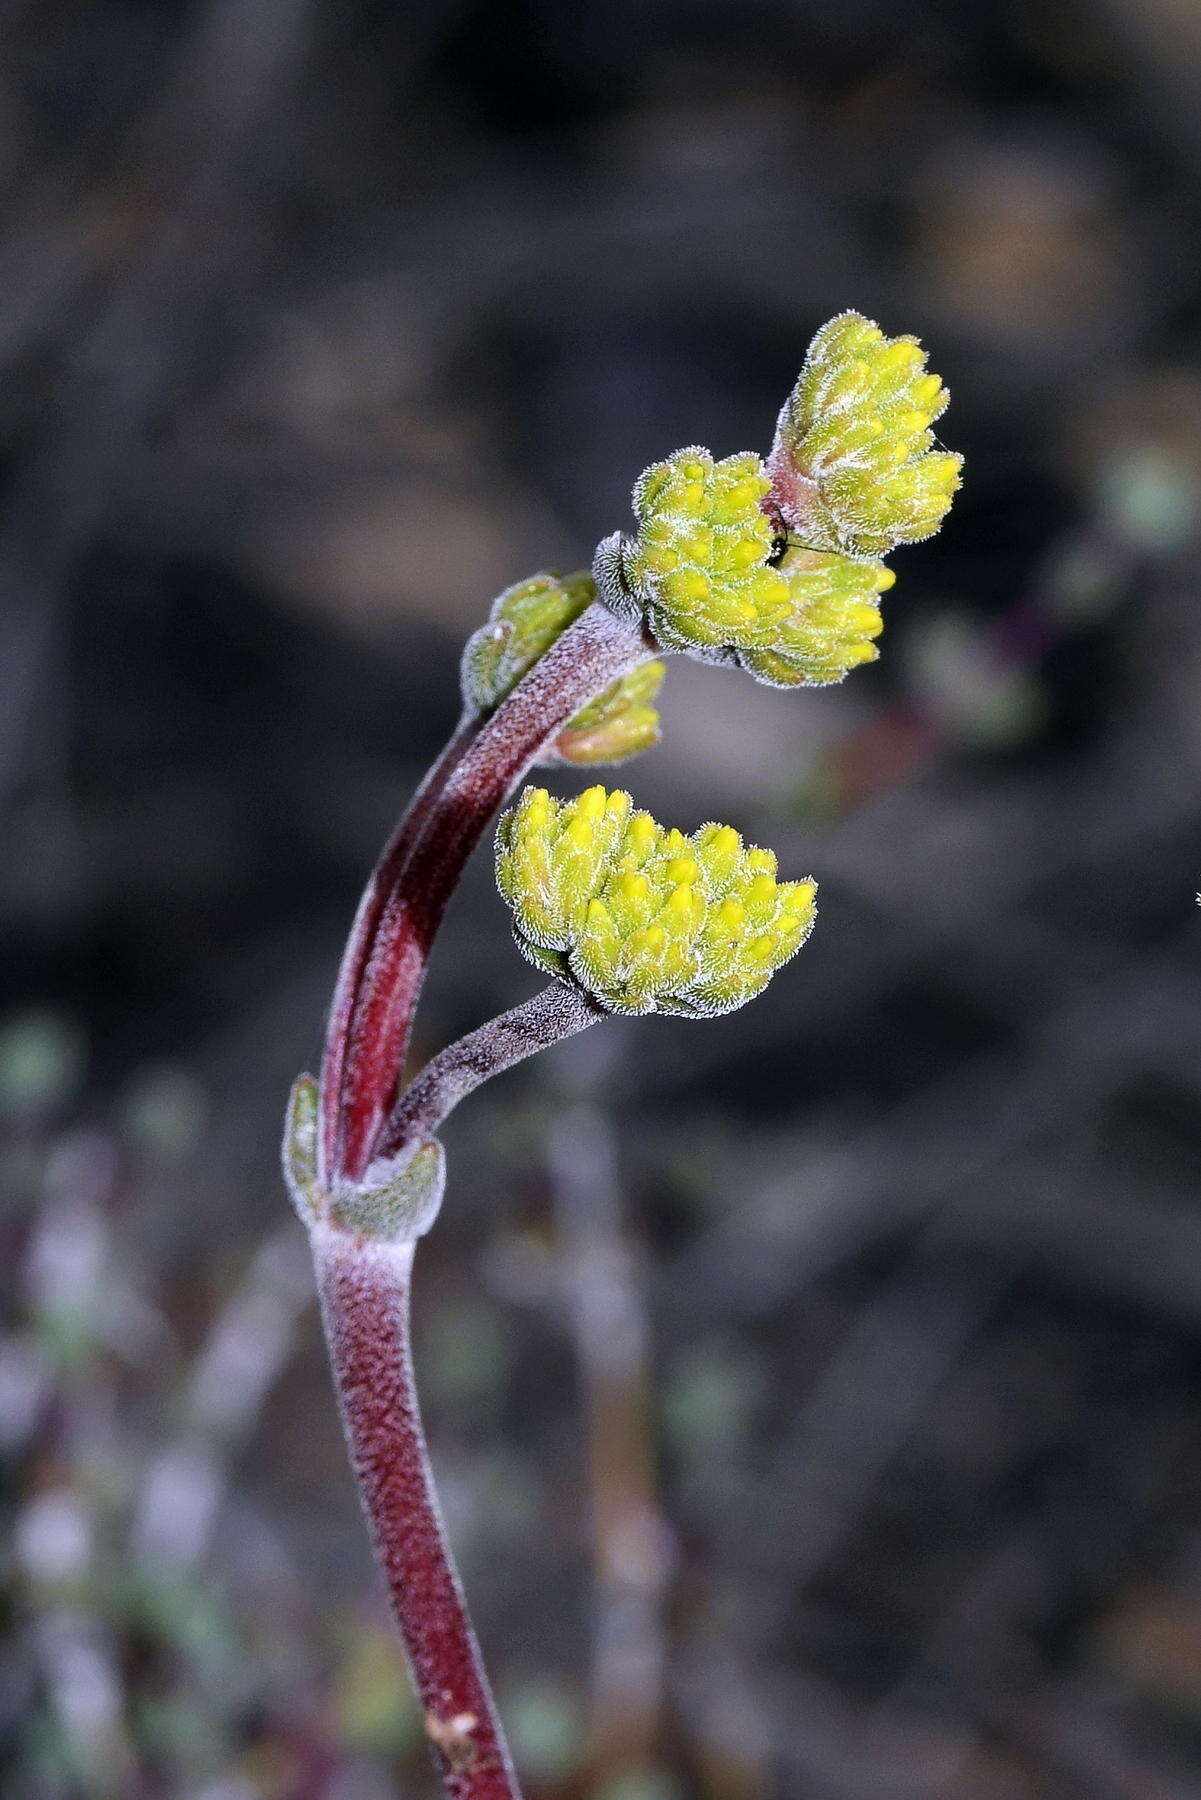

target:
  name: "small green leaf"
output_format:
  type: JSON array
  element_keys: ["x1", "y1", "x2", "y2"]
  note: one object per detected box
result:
[
  {"x1": 461, "y1": 570, "x2": 595, "y2": 715},
  {"x1": 330, "y1": 1140, "x2": 446, "y2": 1242},
  {"x1": 282, "y1": 1073, "x2": 320, "y2": 1221}
]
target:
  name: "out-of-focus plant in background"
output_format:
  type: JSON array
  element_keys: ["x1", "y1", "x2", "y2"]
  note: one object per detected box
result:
[{"x1": 6, "y1": 2, "x2": 1201, "y2": 1797}]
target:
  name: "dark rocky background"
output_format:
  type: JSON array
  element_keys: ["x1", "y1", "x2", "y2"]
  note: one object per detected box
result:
[{"x1": 5, "y1": 2, "x2": 1201, "y2": 1796}]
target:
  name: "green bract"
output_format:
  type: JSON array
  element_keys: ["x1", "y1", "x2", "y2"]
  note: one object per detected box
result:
[
  {"x1": 460, "y1": 569, "x2": 665, "y2": 767},
  {"x1": 495, "y1": 785, "x2": 817, "y2": 1017},
  {"x1": 550, "y1": 660, "x2": 665, "y2": 765},
  {"x1": 461, "y1": 570, "x2": 596, "y2": 714},
  {"x1": 767, "y1": 310, "x2": 963, "y2": 557}
]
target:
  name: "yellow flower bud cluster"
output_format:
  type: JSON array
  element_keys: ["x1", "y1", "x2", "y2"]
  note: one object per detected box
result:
[
  {"x1": 617, "y1": 448, "x2": 783, "y2": 656},
  {"x1": 461, "y1": 569, "x2": 665, "y2": 766},
  {"x1": 495, "y1": 785, "x2": 816, "y2": 1017},
  {"x1": 596, "y1": 448, "x2": 897, "y2": 687},
  {"x1": 738, "y1": 546, "x2": 893, "y2": 687},
  {"x1": 768, "y1": 311, "x2": 963, "y2": 557}
]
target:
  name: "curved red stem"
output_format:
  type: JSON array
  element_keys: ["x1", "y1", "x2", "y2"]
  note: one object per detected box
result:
[
  {"x1": 318, "y1": 711, "x2": 480, "y2": 1185},
  {"x1": 322, "y1": 601, "x2": 652, "y2": 1184}
]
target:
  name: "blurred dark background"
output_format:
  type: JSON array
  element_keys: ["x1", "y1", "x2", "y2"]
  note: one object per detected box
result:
[{"x1": 5, "y1": 2, "x2": 1201, "y2": 1796}]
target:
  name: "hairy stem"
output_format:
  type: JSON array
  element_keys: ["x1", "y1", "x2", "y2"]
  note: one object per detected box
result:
[
  {"x1": 378, "y1": 983, "x2": 603, "y2": 1163},
  {"x1": 319, "y1": 709, "x2": 482, "y2": 1186},
  {"x1": 315, "y1": 1226, "x2": 522, "y2": 1800},
  {"x1": 328, "y1": 601, "x2": 653, "y2": 1183}
]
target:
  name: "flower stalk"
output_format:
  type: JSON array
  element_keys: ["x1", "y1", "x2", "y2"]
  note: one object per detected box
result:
[
  {"x1": 378, "y1": 984, "x2": 603, "y2": 1164},
  {"x1": 286, "y1": 310, "x2": 962, "y2": 1800}
]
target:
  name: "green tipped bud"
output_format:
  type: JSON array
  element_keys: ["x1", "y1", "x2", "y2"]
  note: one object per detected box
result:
[
  {"x1": 462, "y1": 569, "x2": 665, "y2": 766},
  {"x1": 461, "y1": 570, "x2": 595, "y2": 715},
  {"x1": 767, "y1": 311, "x2": 963, "y2": 557},
  {"x1": 548, "y1": 660, "x2": 666, "y2": 766},
  {"x1": 496, "y1": 785, "x2": 816, "y2": 1017}
]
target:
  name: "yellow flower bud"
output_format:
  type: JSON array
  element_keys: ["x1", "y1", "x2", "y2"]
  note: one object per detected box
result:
[
  {"x1": 732, "y1": 546, "x2": 888, "y2": 687},
  {"x1": 767, "y1": 310, "x2": 963, "y2": 556},
  {"x1": 615, "y1": 447, "x2": 780, "y2": 658},
  {"x1": 495, "y1": 786, "x2": 817, "y2": 1017}
]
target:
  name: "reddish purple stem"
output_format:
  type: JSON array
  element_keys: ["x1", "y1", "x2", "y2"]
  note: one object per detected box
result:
[
  {"x1": 378, "y1": 982, "x2": 602, "y2": 1163},
  {"x1": 321, "y1": 600, "x2": 652, "y2": 1184},
  {"x1": 318, "y1": 711, "x2": 482, "y2": 1185},
  {"x1": 305, "y1": 593, "x2": 655, "y2": 1800},
  {"x1": 316, "y1": 1228, "x2": 521, "y2": 1800}
]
